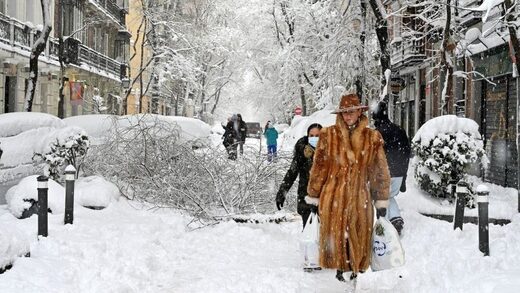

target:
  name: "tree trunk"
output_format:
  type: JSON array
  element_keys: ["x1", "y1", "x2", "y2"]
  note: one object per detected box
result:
[
  {"x1": 298, "y1": 74, "x2": 307, "y2": 116},
  {"x1": 440, "y1": 0, "x2": 453, "y2": 115},
  {"x1": 368, "y1": 0, "x2": 390, "y2": 91},
  {"x1": 24, "y1": 0, "x2": 52, "y2": 112},
  {"x1": 357, "y1": 0, "x2": 368, "y2": 100}
]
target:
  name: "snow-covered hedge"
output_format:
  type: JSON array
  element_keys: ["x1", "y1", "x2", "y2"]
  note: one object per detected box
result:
[
  {"x1": 412, "y1": 115, "x2": 488, "y2": 205},
  {"x1": 5, "y1": 175, "x2": 65, "y2": 219}
]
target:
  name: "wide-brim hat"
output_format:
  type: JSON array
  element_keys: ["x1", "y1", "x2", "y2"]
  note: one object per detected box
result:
[{"x1": 331, "y1": 94, "x2": 369, "y2": 114}]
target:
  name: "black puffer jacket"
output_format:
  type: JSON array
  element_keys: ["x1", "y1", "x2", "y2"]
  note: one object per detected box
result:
[
  {"x1": 276, "y1": 136, "x2": 315, "y2": 213},
  {"x1": 373, "y1": 102, "x2": 411, "y2": 177}
]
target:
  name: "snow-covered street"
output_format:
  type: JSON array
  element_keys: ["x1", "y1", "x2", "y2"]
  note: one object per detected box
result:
[{"x1": 2, "y1": 190, "x2": 520, "y2": 293}]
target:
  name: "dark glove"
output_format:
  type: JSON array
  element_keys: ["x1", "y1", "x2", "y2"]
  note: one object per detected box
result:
[
  {"x1": 275, "y1": 192, "x2": 285, "y2": 210},
  {"x1": 309, "y1": 203, "x2": 318, "y2": 214},
  {"x1": 376, "y1": 208, "x2": 387, "y2": 219},
  {"x1": 400, "y1": 175, "x2": 407, "y2": 193}
]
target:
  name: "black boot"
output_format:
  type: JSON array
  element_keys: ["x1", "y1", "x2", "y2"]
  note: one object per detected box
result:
[
  {"x1": 336, "y1": 270, "x2": 346, "y2": 282},
  {"x1": 391, "y1": 217, "x2": 404, "y2": 235}
]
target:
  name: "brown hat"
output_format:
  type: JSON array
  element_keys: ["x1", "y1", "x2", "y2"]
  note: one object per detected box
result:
[{"x1": 331, "y1": 94, "x2": 369, "y2": 114}]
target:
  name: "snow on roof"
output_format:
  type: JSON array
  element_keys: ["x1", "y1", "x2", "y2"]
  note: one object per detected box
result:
[
  {"x1": 0, "y1": 112, "x2": 65, "y2": 137},
  {"x1": 412, "y1": 115, "x2": 482, "y2": 146}
]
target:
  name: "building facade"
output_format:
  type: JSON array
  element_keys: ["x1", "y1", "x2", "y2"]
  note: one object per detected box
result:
[
  {"x1": 385, "y1": 0, "x2": 519, "y2": 188},
  {"x1": 0, "y1": 0, "x2": 131, "y2": 117}
]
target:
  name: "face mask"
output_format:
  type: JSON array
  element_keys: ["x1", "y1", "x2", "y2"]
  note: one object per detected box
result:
[{"x1": 308, "y1": 136, "x2": 319, "y2": 148}]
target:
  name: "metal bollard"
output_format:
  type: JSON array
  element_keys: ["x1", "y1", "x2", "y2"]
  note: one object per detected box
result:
[
  {"x1": 64, "y1": 165, "x2": 76, "y2": 225},
  {"x1": 37, "y1": 175, "x2": 49, "y2": 237},
  {"x1": 453, "y1": 180, "x2": 469, "y2": 230},
  {"x1": 476, "y1": 184, "x2": 490, "y2": 256}
]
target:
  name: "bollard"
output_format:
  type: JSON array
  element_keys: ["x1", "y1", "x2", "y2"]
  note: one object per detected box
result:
[
  {"x1": 37, "y1": 175, "x2": 49, "y2": 237},
  {"x1": 64, "y1": 165, "x2": 76, "y2": 225},
  {"x1": 453, "y1": 180, "x2": 469, "y2": 230},
  {"x1": 476, "y1": 184, "x2": 490, "y2": 256}
]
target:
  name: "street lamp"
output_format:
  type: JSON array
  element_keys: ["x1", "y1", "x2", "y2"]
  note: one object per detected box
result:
[{"x1": 121, "y1": 77, "x2": 130, "y2": 89}]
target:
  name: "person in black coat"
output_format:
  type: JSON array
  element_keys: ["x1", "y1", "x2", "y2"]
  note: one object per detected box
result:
[
  {"x1": 223, "y1": 114, "x2": 240, "y2": 160},
  {"x1": 372, "y1": 101, "x2": 411, "y2": 235},
  {"x1": 237, "y1": 114, "x2": 248, "y2": 155},
  {"x1": 275, "y1": 123, "x2": 323, "y2": 227}
]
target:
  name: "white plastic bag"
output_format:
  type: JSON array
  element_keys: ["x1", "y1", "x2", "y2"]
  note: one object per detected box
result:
[
  {"x1": 299, "y1": 212, "x2": 320, "y2": 268},
  {"x1": 371, "y1": 217, "x2": 405, "y2": 271}
]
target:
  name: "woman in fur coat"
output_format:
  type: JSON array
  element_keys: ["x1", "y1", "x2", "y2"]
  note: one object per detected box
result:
[{"x1": 306, "y1": 94, "x2": 390, "y2": 284}]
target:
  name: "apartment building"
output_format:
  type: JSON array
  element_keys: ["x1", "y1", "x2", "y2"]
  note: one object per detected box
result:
[{"x1": 0, "y1": 0, "x2": 131, "y2": 117}]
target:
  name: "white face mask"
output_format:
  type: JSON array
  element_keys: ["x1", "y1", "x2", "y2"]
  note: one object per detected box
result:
[{"x1": 308, "y1": 136, "x2": 319, "y2": 148}]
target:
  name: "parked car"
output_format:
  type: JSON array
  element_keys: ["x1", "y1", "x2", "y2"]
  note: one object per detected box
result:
[{"x1": 246, "y1": 122, "x2": 262, "y2": 138}]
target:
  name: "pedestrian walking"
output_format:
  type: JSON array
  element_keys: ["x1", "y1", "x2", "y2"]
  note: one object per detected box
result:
[
  {"x1": 276, "y1": 123, "x2": 323, "y2": 226},
  {"x1": 372, "y1": 101, "x2": 411, "y2": 235},
  {"x1": 223, "y1": 114, "x2": 240, "y2": 160},
  {"x1": 264, "y1": 122, "x2": 278, "y2": 162},
  {"x1": 306, "y1": 93, "x2": 390, "y2": 288},
  {"x1": 237, "y1": 114, "x2": 248, "y2": 155}
]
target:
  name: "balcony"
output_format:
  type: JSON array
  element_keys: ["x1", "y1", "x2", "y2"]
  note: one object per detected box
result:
[
  {"x1": 64, "y1": 38, "x2": 126, "y2": 78},
  {"x1": 391, "y1": 37, "x2": 426, "y2": 69},
  {"x1": 459, "y1": 0, "x2": 483, "y2": 27},
  {"x1": 88, "y1": 0, "x2": 127, "y2": 27},
  {"x1": 0, "y1": 13, "x2": 58, "y2": 62}
]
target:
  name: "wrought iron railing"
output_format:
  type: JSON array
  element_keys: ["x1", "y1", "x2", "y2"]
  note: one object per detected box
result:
[
  {"x1": 77, "y1": 44, "x2": 122, "y2": 77},
  {"x1": 91, "y1": 0, "x2": 125, "y2": 26},
  {"x1": 0, "y1": 12, "x2": 125, "y2": 78}
]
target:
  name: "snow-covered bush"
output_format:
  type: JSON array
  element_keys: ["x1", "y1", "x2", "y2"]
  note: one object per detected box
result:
[
  {"x1": 32, "y1": 127, "x2": 90, "y2": 182},
  {"x1": 5, "y1": 175, "x2": 65, "y2": 218},
  {"x1": 412, "y1": 115, "x2": 488, "y2": 206},
  {"x1": 83, "y1": 116, "x2": 288, "y2": 220}
]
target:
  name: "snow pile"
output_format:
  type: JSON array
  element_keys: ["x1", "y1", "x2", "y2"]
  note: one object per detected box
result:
[
  {"x1": 0, "y1": 127, "x2": 57, "y2": 167},
  {"x1": 1, "y1": 126, "x2": 89, "y2": 169},
  {"x1": 63, "y1": 114, "x2": 115, "y2": 145},
  {"x1": 0, "y1": 112, "x2": 64, "y2": 137},
  {"x1": 1, "y1": 198, "x2": 520, "y2": 292},
  {"x1": 75, "y1": 176, "x2": 120, "y2": 208},
  {"x1": 0, "y1": 225, "x2": 31, "y2": 271},
  {"x1": 279, "y1": 109, "x2": 336, "y2": 151},
  {"x1": 5, "y1": 175, "x2": 65, "y2": 218}
]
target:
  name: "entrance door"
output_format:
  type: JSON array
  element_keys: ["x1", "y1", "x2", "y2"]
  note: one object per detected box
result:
[
  {"x1": 483, "y1": 77, "x2": 518, "y2": 187},
  {"x1": 4, "y1": 76, "x2": 17, "y2": 113}
]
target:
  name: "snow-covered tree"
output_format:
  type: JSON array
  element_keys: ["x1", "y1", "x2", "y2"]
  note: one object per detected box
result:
[{"x1": 24, "y1": 0, "x2": 52, "y2": 112}]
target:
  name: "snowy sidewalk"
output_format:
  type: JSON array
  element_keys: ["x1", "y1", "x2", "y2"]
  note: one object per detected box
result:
[{"x1": 1, "y1": 199, "x2": 520, "y2": 293}]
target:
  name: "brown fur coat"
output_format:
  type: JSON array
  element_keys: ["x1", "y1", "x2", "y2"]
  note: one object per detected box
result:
[{"x1": 307, "y1": 114, "x2": 390, "y2": 273}]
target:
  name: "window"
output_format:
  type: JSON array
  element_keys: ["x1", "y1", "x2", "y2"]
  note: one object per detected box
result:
[{"x1": 0, "y1": 0, "x2": 4, "y2": 14}]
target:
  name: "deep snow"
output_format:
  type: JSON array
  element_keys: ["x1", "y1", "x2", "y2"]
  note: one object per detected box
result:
[{"x1": 1, "y1": 178, "x2": 520, "y2": 292}]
